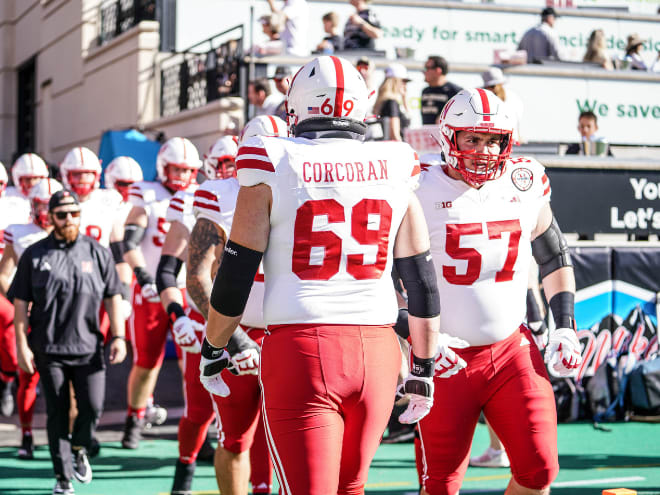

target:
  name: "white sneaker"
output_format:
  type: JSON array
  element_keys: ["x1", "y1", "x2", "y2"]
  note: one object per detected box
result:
[
  {"x1": 144, "y1": 403, "x2": 167, "y2": 429},
  {"x1": 469, "y1": 447, "x2": 510, "y2": 468}
]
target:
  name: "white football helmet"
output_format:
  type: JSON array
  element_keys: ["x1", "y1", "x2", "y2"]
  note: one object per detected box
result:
[
  {"x1": 59, "y1": 147, "x2": 102, "y2": 198},
  {"x1": 238, "y1": 115, "x2": 287, "y2": 145},
  {"x1": 156, "y1": 137, "x2": 202, "y2": 191},
  {"x1": 203, "y1": 136, "x2": 239, "y2": 179},
  {"x1": 28, "y1": 178, "x2": 63, "y2": 229},
  {"x1": 104, "y1": 156, "x2": 144, "y2": 201},
  {"x1": 438, "y1": 88, "x2": 514, "y2": 187},
  {"x1": 0, "y1": 162, "x2": 7, "y2": 196},
  {"x1": 286, "y1": 55, "x2": 370, "y2": 137},
  {"x1": 12, "y1": 153, "x2": 49, "y2": 196}
]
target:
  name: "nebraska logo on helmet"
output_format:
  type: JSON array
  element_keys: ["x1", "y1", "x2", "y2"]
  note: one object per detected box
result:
[
  {"x1": 59, "y1": 147, "x2": 102, "y2": 199},
  {"x1": 105, "y1": 156, "x2": 144, "y2": 202},
  {"x1": 204, "y1": 136, "x2": 239, "y2": 179},
  {"x1": 438, "y1": 88, "x2": 514, "y2": 187},
  {"x1": 156, "y1": 137, "x2": 202, "y2": 192},
  {"x1": 511, "y1": 167, "x2": 533, "y2": 192},
  {"x1": 286, "y1": 55, "x2": 371, "y2": 138},
  {"x1": 12, "y1": 153, "x2": 49, "y2": 197},
  {"x1": 29, "y1": 178, "x2": 63, "y2": 228}
]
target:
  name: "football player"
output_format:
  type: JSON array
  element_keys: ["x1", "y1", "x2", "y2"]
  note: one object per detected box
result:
[
  {"x1": 238, "y1": 115, "x2": 287, "y2": 144},
  {"x1": 121, "y1": 137, "x2": 201, "y2": 449},
  {"x1": 201, "y1": 56, "x2": 447, "y2": 493},
  {"x1": 414, "y1": 88, "x2": 579, "y2": 495},
  {"x1": 0, "y1": 157, "x2": 47, "y2": 420},
  {"x1": 0, "y1": 178, "x2": 63, "y2": 458},
  {"x1": 186, "y1": 133, "x2": 273, "y2": 495}
]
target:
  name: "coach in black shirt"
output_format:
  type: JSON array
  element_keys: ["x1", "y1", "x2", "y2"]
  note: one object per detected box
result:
[
  {"x1": 421, "y1": 56, "x2": 462, "y2": 125},
  {"x1": 9, "y1": 189, "x2": 126, "y2": 495}
]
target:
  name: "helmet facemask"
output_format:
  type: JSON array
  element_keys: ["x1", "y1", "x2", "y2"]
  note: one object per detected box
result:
[
  {"x1": 114, "y1": 180, "x2": 135, "y2": 202},
  {"x1": 67, "y1": 170, "x2": 98, "y2": 198},
  {"x1": 19, "y1": 176, "x2": 46, "y2": 197},
  {"x1": 163, "y1": 163, "x2": 196, "y2": 192},
  {"x1": 31, "y1": 198, "x2": 51, "y2": 229}
]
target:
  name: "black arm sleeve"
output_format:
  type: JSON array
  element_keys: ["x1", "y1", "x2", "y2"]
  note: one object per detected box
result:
[
  {"x1": 110, "y1": 241, "x2": 126, "y2": 264},
  {"x1": 156, "y1": 255, "x2": 184, "y2": 294},
  {"x1": 123, "y1": 224, "x2": 146, "y2": 252},
  {"x1": 393, "y1": 251, "x2": 440, "y2": 318},
  {"x1": 210, "y1": 240, "x2": 262, "y2": 317},
  {"x1": 532, "y1": 217, "x2": 572, "y2": 279}
]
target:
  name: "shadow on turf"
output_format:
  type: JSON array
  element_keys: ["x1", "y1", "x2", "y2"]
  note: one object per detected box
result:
[{"x1": 559, "y1": 452, "x2": 660, "y2": 470}]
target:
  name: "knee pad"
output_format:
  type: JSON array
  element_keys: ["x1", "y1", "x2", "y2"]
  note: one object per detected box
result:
[{"x1": 514, "y1": 460, "x2": 559, "y2": 491}]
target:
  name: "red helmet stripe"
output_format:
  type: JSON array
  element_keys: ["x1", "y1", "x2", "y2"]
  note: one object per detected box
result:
[
  {"x1": 267, "y1": 115, "x2": 280, "y2": 135},
  {"x1": 330, "y1": 56, "x2": 344, "y2": 118},
  {"x1": 78, "y1": 147, "x2": 84, "y2": 164},
  {"x1": 476, "y1": 89, "x2": 491, "y2": 121}
]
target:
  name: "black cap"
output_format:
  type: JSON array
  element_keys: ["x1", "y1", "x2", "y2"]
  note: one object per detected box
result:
[
  {"x1": 541, "y1": 7, "x2": 558, "y2": 17},
  {"x1": 270, "y1": 66, "x2": 292, "y2": 80},
  {"x1": 49, "y1": 189, "x2": 80, "y2": 211}
]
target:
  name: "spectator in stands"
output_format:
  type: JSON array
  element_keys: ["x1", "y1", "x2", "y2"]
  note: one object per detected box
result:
[
  {"x1": 343, "y1": 0, "x2": 382, "y2": 51},
  {"x1": 253, "y1": 13, "x2": 285, "y2": 56},
  {"x1": 518, "y1": 7, "x2": 561, "y2": 63},
  {"x1": 247, "y1": 78, "x2": 282, "y2": 117},
  {"x1": 624, "y1": 34, "x2": 649, "y2": 71},
  {"x1": 566, "y1": 111, "x2": 613, "y2": 156},
  {"x1": 481, "y1": 67, "x2": 525, "y2": 144},
  {"x1": 314, "y1": 12, "x2": 343, "y2": 54},
  {"x1": 266, "y1": 0, "x2": 309, "y2": 56},
  {"x1": 420, "y1": 56, "x2": 462, "y2": 125},
  {"x1": 355, "y1": 57, "x2": 383, "y2": 141},
  {"x1": 270, "y1": 66, "x2": 292, "y2": 121},
  {"x1": 583, "y1": 29, "x2": 613, "y2": 70},
  {"x1": 374, "y1": 63, "x2": 411, "y2": 142}
]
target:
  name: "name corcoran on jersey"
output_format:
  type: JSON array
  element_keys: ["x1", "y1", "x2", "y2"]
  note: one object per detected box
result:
[
  {"x1": 192, "y1": 177, "x2": 265, "y2": 329},
  {"x1": 79, "y1": 188, "x2": 123, "y2": 247},
  {"x1": 236, "y1": 135, "x2": 421, "y2": 326},
  {"x1": 416, "y1": 156, "x2": 551, "y2": 346}
]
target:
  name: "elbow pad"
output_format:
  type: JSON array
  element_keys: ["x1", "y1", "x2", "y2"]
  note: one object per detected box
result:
[
  {"x1": 393, "y1": 250, "x2": 440, "y2": 318},
  {"x1": 156, "y1": 255, "x2": 184, "y2": 294},
  {"x1": 532, "y1": 217, "x2": 572, "y2": 279},
  {"x1": 110, "y1": 241, "x2": 126, "y2": 264},
  {"x1": 210, "y1": 240, "x2": 262, "y2": 317},
  {"x1": 123, "y1": 224, "x2": 146, "y2": 252}
]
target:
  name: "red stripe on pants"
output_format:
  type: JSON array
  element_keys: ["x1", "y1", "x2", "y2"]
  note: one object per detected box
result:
[{"x1": 260, "y1": 324, "x2": 400, "y2": 494}]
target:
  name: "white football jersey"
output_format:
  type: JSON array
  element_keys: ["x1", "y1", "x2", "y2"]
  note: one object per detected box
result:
[
  {"x1": 80, "y1": 188, "x2": 122, "y2": 248},
  {"x1": 237, "y1": 136, "x2": 421, "y2": 326},
  {"x1": 5, "y1": 222, "x2": 47, "y2": 259},
  {"x1": 0, "y1": 188, "x2": 31, "y2": 255},
  {"x1": 192, "y1": 178, "x2": 265, "y2": 328},
  {"x1": 416, "y1": 157, "x2": 551, "y2": 346},
  {"x1": 166, "y1": 185, "x2": 198, "y2": 233}
]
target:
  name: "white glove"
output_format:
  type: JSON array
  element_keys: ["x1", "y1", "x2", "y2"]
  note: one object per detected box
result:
[
  {"x1": 199, "y1": 338, "x2": 231, "y2": 397},
  {"x1": 544, "y1": 327, "x2": 582, "y2": 377},
  {"x1": 172, "y1": 316, "x2": 204, "y2": 354},
  {"x1": 435, "y1": 333, "x2": 469, "y2": 378},
  {"x1": 230, "y1": 348, "x2": 260, "y2": 375},
  {"x1": 120, "y1": 299, "x2": 133, "y2": 320},
  {"x1": 140, "y1": 283, "x2": 160, "y2": 303},
  {"x1": 398, "y1": 375, "x2": 434, "y2": 424}
]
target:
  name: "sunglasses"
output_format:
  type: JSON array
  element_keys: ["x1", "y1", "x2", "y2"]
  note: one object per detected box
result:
[{"x1": 53, "y1": 210, "x2": 81, "y2": 220}]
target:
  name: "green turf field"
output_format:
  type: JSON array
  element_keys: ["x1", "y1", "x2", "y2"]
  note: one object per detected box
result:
[{"x1": 1, "y1": 422, "x2": 659, "y2": 495}]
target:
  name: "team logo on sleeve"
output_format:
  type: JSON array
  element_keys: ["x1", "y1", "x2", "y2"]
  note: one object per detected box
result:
[{"x1": 511, "y1": 168, "x2": 533, "y2": 192}]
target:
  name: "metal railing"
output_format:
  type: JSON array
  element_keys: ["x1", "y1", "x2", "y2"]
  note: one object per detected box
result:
[
  {"x1": 97, "y1": 0, "x2": 156, "y2": 46},
  {"x1": 159, "y1": 25, "x2": 244, "y2": 118}
]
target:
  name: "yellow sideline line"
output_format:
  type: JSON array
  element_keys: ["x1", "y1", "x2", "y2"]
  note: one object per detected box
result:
[
  {"x1": 463, "y1": 473, "x2": 512, "y2": 482},
  {"x1": 596, "y1": 463, "x2": 660, "y2": 471}
]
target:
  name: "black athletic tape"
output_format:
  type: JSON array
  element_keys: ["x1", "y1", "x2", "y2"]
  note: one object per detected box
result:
[
  {"x1": 404, "y1": 377, "x2": 433, "y2": 397},
  {"x1": 549, "y1": 291, "x2": 575, "y2": 330},
  {"x1": 394, "y1": 251, "x2": 440, "y2": 318},
  {"x1": 526, "y1": 289, "x2": 543, "y2": 323},
  {"x1": 123, "y1": 224, "x2": 146, "y2": 252},
  {"x1": 110, "y1": 241, "x2": 126, "y2": 264},
  {"x1": 200, "y1": 338, "x2": 230, "y2": 377},
  {"x1": 166, "y1": 302, "x2": 186, "y2": 323},
  {"x1": 156, "y1": 255, "x2": 183, "y2": 293},
  {"x1": 411, "y1": 354, "x2": 434, "y2": 378},
  {"x1": 133, "y1": 266, "x2": 154, "y2": 288},
  {"x1": 393, "y1": 308, "x2": 410, "y2": 340},
  {"x1": 532, "y1": 217, "x2": 572, "y2": 278},
  {"x1": 210, "y1": 240, "x2": 262, "y2": 317}
]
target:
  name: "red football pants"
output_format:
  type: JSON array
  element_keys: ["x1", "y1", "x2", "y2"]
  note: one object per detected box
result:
[
  {"x1": 0, "y1": 295, "x2": 17, "y2": 379},
  {"x1": 128, "y1": 288, "x2": 184, "y2": 369},
  {"x1": 417, "y1": 327, "x2": 559, "y2": 494},
  {"x1": 260, "y1": 324, "x2": 400, "y2": 495}
]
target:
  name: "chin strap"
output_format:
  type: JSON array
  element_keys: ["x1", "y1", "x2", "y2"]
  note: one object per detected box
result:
[{"x1": 293, "y1": 118, "x2": 367, "y2": 139}]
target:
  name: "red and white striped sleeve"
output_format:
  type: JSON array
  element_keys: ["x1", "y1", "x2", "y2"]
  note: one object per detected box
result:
[
  {"x1": 3, "y1": 227, "x2": 13, "y2": 247},
  {"x1": 128, "y1": 182, "x2": 146, "y2": 208},
  {"x1": 192, "y1": 180, "x2": 237, "y2": 236},
  {"x1": 165, "y1": 191, "x2": 186, "y2": 223},
  {"x1": 236, "y1": 136, "x2": 276, "y2": 188}
]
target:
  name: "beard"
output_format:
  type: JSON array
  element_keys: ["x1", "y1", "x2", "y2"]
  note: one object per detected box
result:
[{"x1": 54, "y1": 223, "x2": 79, "y2": 243}]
